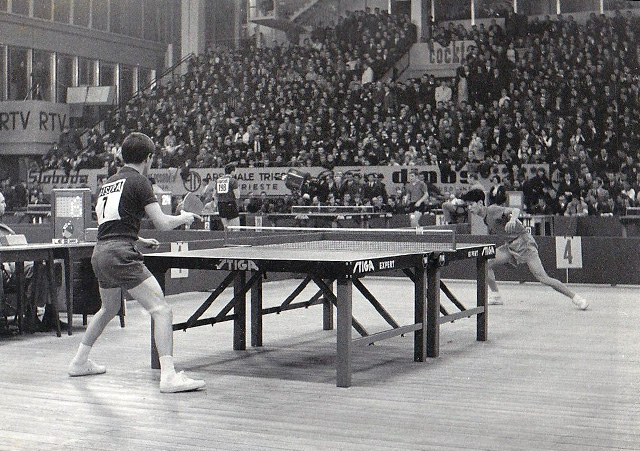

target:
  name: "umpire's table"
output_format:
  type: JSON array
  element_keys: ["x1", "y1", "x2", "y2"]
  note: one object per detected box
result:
[{"x1": 144, "y1": 227, "x2": 495, "y2": 387}]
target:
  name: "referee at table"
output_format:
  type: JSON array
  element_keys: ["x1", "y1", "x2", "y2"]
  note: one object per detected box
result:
[{"x1": 68, "y1": 132, "x2": 205, "y2": 393}]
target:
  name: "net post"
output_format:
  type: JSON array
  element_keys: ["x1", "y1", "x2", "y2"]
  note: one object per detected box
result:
[{"x1": 451, "y1": 227, "x2": 456, "y2": 250}]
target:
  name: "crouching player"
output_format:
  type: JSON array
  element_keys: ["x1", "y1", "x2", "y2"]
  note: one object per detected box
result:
[{"x1": 461, "y1": 189, "x2": 588, "y2": 310}]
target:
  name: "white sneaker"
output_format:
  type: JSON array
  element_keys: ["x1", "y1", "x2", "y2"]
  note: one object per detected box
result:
[
  {"x1": 160, "y1": 371, "x2": 206, "y2": 393},
  {"x1": 572, "y1": 295, "x2": 589, "y2": 310},
  {"x1": 488, "y1": 294, "x2": 503, "y2": 305},
  {"x1": 68, "y1": 359, "x2": 107, "y2": 377}
]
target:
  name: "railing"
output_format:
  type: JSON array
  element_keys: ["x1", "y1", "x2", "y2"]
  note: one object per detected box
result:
[
  {"x1": 381, "y1": 50, "x2": 410, "y2": 83},
  {"x1": 77, "y1": 52, "x2": 195, "y2": 153},
  {"x1": 294, "y1": 0, "x2": 340, "y2": 29}
]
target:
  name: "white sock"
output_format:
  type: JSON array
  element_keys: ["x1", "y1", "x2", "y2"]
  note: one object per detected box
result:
[
  {"x1": 159, "y1": 355, "x2": 177, "y2": 381},
  {"x1": 72, "y1": 343, "x2": 92, "y2": 365}
]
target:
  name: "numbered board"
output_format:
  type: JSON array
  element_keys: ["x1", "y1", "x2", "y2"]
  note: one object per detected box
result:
[
  {"x1": 51, "y1": 188, "x2": 92, "y2": 242},
  {"x1": 555, "y1": 236, "x2": 583, "y2": 269}
]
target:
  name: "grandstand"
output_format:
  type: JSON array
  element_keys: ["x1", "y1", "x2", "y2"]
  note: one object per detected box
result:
[{"x1": 2, "y1": 0, "x2": 639, "y2": 222}]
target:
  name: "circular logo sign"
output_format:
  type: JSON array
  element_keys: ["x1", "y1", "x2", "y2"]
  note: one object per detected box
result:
[{"x1": 183, "y1": 171, "x2": 202, "y2": 192}]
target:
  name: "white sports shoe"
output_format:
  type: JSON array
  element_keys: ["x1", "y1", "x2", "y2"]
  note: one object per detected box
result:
[
  {"x1": 68, "y1": 359, "x2": 107, "y2": 377},
  {"x1": 572, "y1": 295, "x2": 589, "y2": 310},
  {"x1": 160, "y1": 371, "x2": 206, "y2": 393},
  {"x1": 488, "y1": 293, "x2": 503, "y2": 305}
]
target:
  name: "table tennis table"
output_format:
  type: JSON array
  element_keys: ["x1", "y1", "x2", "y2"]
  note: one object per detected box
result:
[{"x1": 144, "y1": 228, "x2": 495, "y2": 387}]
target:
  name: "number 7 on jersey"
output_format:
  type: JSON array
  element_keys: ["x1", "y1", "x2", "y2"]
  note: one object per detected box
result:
[{"x1": 96, "y1": 179, "x2": 126, "y2": 225}]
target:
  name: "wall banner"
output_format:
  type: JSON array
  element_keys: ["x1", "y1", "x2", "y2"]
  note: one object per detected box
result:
[
  {"x1": 28, "y1": 164, "x2": 548, "y2": 198},
  {"x1": 0, "y1": 101, "x2": 70, "y2": 145}
]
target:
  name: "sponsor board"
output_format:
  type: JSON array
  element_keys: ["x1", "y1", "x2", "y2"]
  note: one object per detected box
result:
[
  {"x1": 28, "y1": 164, "x2": 548, "y2": 198},
  {"x1": 0, "y1": 101, "x2": 70, "y2": 144},
  {"x1": 410, "y1": 41, "x2": 476, "y2": 69}
]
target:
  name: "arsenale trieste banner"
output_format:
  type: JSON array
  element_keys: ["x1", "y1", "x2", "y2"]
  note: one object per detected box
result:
[{"x1": 28, "y1": 164, "x2": 548, "y2": 198}]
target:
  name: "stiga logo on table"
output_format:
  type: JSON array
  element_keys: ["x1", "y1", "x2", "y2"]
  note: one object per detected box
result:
[
  {"x1": 215, "y1": 259, "x2": 259, "y2": 271},
  {"x1": 482, "y1": 246, "x2": 496, "y2": 256},
  {"x1": 353, "y1": 260, "x2": 375, "y2": 273}
]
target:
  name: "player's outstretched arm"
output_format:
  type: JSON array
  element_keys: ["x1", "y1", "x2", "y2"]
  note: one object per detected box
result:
[
  {"x1": 504, "y1": 206, "x2": 522, "y2": 233},
  {"x1": 137, "y1": 237, "x2": 160, "y2": 249},
  {"x1": 145, "y1": 202, "x2": 199, "y2": 231}
]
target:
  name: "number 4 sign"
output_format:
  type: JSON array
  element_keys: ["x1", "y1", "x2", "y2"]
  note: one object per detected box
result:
[{"x1": 555, "y1": 236, "x2": 583, "y2": 269}]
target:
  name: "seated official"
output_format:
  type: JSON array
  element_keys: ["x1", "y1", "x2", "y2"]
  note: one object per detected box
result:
[
  {"x1": 0, "y1": 191, "x2": 63, "y2": 332},
  {"x1": 0, "y1": 192, "x2": 29, "y2": 329}
]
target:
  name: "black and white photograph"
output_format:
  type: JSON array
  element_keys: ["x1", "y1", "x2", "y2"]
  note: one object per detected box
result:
[{"x1": 0, "y1": 0, "x2": 639, "y2": 449}]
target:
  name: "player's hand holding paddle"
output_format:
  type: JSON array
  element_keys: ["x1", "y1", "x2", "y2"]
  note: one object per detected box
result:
[
  {"x1": 505, "y1": 217, "x2": 524, "y2": 234},
  {"x1": 179, "y1": 210, "x2": 202, "y2": 226},
  {"x1": 181, "y1": 192, "x2": 204, "y2": 224}
]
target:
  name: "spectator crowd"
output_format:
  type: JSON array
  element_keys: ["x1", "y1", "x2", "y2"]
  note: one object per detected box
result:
[{"x1": 17, "y1": 7, "x2": 640, "y2": 218}]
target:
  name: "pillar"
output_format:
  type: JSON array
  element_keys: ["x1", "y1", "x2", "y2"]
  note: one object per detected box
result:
[
  {"x1": 411, "y1": 0, "x2": 432, "y2": 42},
  {"x1": 181, "y1": 0, "x2": 206, "y2": 69}
]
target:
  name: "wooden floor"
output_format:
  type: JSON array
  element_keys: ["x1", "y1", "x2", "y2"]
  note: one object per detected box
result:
[{"x1": 0, "y1": 278, "x2": 638, "y2": 451}]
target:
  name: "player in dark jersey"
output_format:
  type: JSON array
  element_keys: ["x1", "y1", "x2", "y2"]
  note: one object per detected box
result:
[
  {"x1": 404, "y1": 169, "x2": 431, "y2": 227},
  {"x1": 461, "y1": 189, "x2": 588, "y2": 310},
  {"x1": 214, "y1": 163, "x2": 240, "y2": 229},
  {"x1": 68, "y1": 132, "x2": 206, "y2": 393}
]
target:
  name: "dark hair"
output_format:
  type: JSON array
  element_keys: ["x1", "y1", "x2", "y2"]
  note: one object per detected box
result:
[
  {"x1": 461, "y1": 188, "x2": 486, "y2": 203},
  {"x1": 121, "y1": 132, "x2": 154, "y2": 164},
  {"x1": 224, "y1": 163, "x2": 236, "y2": 174}
]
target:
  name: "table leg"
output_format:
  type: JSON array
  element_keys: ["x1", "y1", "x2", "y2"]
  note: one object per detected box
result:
[
  {"x1": 336, "y1": 277, "x2": 352, "y2": 388},
  {"x1": 426, "y1": 257, "x2": 440, "y2": 358},
  {"x1": 250, "y1": 271, "x2": 262, "y2": 347},
  {"x1": 477, "y1": 257, "x2": 488, "y2": 341},
  {"x1": 15, "y1": 262, "x2": 25, "y2": 333},
  {"x1": 233, "y1": 271, "x2": 246, "y2": 351},
  {"x1": 46, "y1": 255, "x2": 62, "y2": 337},
  {"x1": 64, "y1": 254, "x2": 74, "y2": 335},
  {"x1": 414, "y1": 264, "x2": 427, "y2": 362},
  {"x1": 323, "y1": 279, "x2": 334, "y2": 330}
]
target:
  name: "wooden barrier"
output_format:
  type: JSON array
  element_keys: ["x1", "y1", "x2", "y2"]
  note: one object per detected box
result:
[{"x1": 6, "y1": 221, "x2": 639, "y2": 294}]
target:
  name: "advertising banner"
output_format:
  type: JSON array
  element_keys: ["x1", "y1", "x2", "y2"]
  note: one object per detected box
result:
[
  {"x1": 410, "y1": 40, "x2": 475, "y2": 71},
  {"x1": 29, "y1": 164, "x2": 548, "y2": 199},
  {"x1": 426, "y1": 40, "x2": 475, "y2": 66},
  {"x1": 0, "y1": 101, "x2": 70, "y2": 144}
]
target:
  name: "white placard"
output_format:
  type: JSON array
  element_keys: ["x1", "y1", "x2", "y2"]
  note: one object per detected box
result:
[
  {"x1": 555, "y1": 236, "x2": 582, "y2": 269},
  {"x1": 170, "y1": 241, "x2": 189, "y2": 278}
]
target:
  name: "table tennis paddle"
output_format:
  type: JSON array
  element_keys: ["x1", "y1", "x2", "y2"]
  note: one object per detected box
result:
[{"x1": 182, "y1": 192, "x2": 205, "y2": 220}]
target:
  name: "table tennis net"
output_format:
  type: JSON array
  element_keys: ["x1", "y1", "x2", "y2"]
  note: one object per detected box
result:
[
  {"x1": 224, "y1": 226, "x2": 456, "y2": 252},
  {"x1": 291, "y1": 205, "x2": 375, "y2": 214}
]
